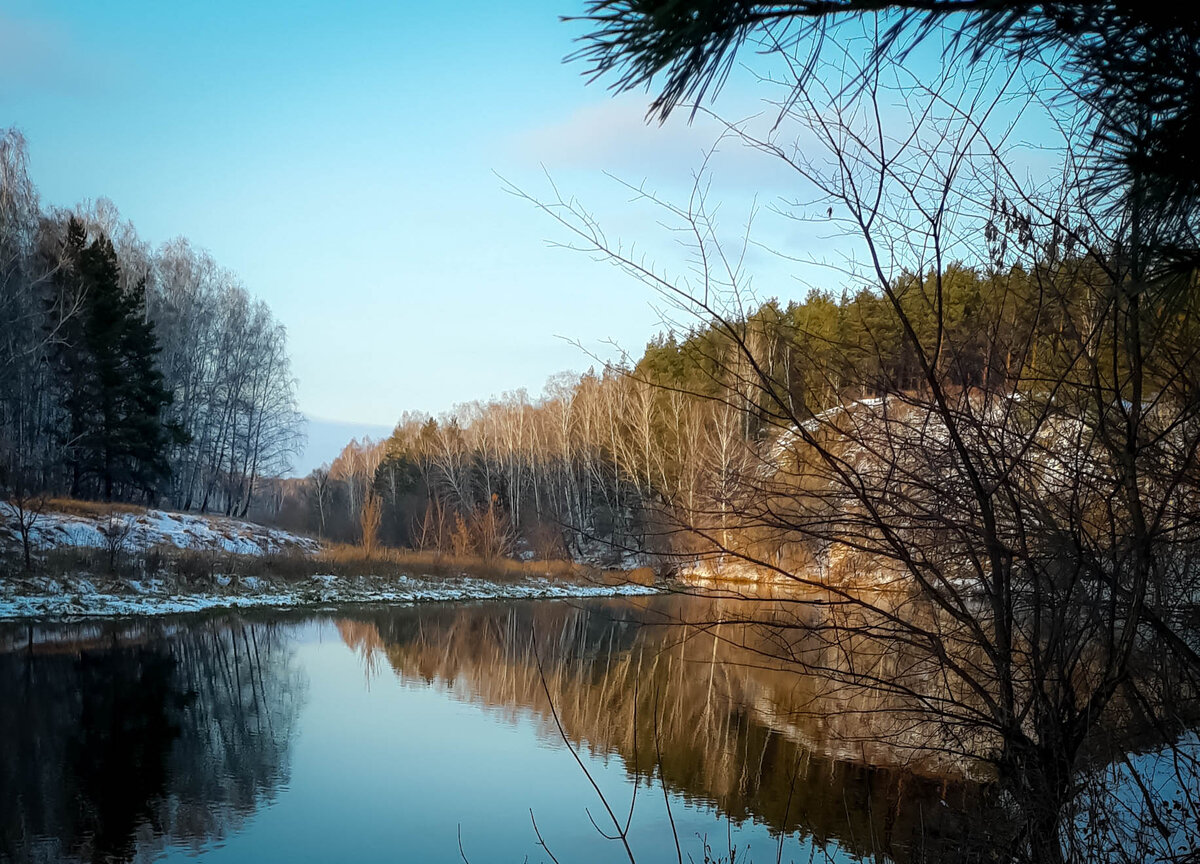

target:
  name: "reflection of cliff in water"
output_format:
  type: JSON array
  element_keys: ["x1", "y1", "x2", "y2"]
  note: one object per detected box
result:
[
  {"x1": 337, "y1": 597, "x2": 995, "y2": 864},
  {"x1": 0, "y1": 619, "x2": 305, "y2": 864}
]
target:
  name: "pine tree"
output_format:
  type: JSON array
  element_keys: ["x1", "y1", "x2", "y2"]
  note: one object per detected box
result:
[
  {"x1": 79, "y1": 232, "x2": 130, "y2": 499},
  {"x1": 46, "y1": 219, "x2": 180, "y2": 501},
  {"x1": 114, "y1": 277, "x2": 183, "y2": 499}
]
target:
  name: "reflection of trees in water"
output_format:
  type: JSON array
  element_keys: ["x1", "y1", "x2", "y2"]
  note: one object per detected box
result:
[
  {"x1": 0, "y1": 618, "x2": 305, "y2": 864},
  {"x1": 337, "y1": 597, "x2": 995, "y2": 863}
]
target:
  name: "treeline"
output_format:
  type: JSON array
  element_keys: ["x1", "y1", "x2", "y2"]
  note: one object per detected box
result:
[
  {"x1": 0, "y1": 129, "x2": 303, "y2": 511},
  {"x1": 276, "y1": 257, "x2": 1152, "y2": 563}
]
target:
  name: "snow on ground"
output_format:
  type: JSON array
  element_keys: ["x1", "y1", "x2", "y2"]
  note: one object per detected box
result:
[
  {"x1": 0, "y1": 501, "x2": 661, "y2": 621},
  {"x1": 0, "y1": 572, "x2": 660, "y2": 620},
  {"x1": 0, "y1": 502, "x2": 319, "y2": 556}
]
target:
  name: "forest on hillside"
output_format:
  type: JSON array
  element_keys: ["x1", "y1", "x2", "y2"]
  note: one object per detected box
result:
[
  {"x1": 0, "y1": 130, "x2": 303, "y2": 514},
  {"x1": 277, "y1": 253, "x2": 1200, "y2": 571}
]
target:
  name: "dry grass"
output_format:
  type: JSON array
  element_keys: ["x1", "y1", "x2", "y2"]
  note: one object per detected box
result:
[
  {"x1": 42, "y1": 497, "x2": 147, "y2": 519},
  {"x1": 294, "y1": 544, "x2": 603, "y2": 583},
  {"x1": 3, "y1": 539, "x2": 648, "y2": 591}
]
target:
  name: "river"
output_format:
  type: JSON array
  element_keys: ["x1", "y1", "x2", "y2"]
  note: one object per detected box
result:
[{"x1": 0, "y1": 595, "x2": 993, "y2": 864}]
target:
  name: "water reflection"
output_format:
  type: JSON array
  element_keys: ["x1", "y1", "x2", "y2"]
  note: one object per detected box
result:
[
  {"x1": 337, "y1": 597, "x2": 992, "y2": 863},
  {"x1": 6, "y1": 598, "x2": 1183, "y2": 863},
  {"x1": 0, "y1": 620, "x2": 303, "y2": 863}
]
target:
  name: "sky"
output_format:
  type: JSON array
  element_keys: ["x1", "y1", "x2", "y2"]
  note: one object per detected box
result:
[{"x1": 1, "y1": 1, "x2": 1035, "y2": 471}]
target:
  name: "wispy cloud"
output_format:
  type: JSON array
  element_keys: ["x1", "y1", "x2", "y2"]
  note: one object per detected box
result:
[{"x1": 512, "y1": 93, "x2": 796, "y2": 188}]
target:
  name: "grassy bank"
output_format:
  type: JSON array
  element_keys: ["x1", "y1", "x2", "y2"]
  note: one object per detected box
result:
[
  {"x1": 1, "y1": 498, "x2": 662, "y2": 620},
  {"x1": 1, "y1": 541, "x2": 663, "y2": 620},
  {"x1": 5, "y1": 539, "x2": 657, "y2": 588},
  {"x1": 1, "y1": 496, "x2": 658, "y2": 585}
]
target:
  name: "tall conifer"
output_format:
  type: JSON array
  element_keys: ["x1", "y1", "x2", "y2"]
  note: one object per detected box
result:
[{"x1": 46, "y1": 219, "x2": 179, "y2": 501}]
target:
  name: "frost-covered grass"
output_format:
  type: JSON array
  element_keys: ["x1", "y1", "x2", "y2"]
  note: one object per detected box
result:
[
  {"x1": 0, "y1": 569, "x2": 660, "y2": 620},
  {"x1": 0, "y1": 543, "x2": 662, "y2": 619}
]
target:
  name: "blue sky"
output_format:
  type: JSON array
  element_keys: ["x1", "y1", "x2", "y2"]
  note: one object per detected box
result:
[
  {"x1": 0, "y1": 1, "x2": 969, "y2": 443},
  {"x1": 1, "y1": 0, "x2": 815, "y2": 433}
]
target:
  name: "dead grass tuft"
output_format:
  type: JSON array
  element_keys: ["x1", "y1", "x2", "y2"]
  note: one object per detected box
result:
[{"x1": 43, "y1": 497, "x2": 146, "y2": 519}]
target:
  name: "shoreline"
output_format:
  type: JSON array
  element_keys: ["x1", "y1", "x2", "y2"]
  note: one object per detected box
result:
[
  {"x1": 2, "y1": 500, "x2": 665, "y2": 621},
  {"x1": 0, "y1": 571, "x2": 662, "y2": 621}
]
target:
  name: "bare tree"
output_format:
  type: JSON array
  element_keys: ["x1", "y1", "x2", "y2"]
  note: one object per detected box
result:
[
  {"x1": 99, "y1": 510, "x2": 135, "y2": 574},
  {"x1": 310, "y1": 465, "x2": 332, "y2": 539},
  {"x1": 518, "y1": 28, "x2": 1200, "y2": 862},
  {"x1": 3, "y1": 469, "x2": 47, "y2": 572},
  {"x1": 360, "y1": 488, "x2": 382, "y2": 558}
]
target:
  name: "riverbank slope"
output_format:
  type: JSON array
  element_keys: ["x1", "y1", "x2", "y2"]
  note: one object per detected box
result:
[{"x1": 0, "y1": 499, "x2": 661, "y2": 619}]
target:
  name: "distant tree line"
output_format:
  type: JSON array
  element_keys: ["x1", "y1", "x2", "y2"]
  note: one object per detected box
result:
[
  {"x1": 272, "y1": 257, "x2": 1175, "y2": 568},
  {"x1": 0, "y1": 129, "x2": 303, "y2": 510}
]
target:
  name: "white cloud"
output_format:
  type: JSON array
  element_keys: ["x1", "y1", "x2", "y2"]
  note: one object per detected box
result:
[
  {"x1": 519, "y1": 95, "x2": 716, "y2": 167},
  {"x1": 512, "y1": 93, "x2": 798, "y2": 189}
]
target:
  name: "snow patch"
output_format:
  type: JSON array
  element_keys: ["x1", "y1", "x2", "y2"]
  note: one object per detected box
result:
[
  {"x1": 0, "y1": 572, "x2": 660, "y2": 621},
  {"x1": 1, "y1": 502, "x2": 319, "y2": 557}
]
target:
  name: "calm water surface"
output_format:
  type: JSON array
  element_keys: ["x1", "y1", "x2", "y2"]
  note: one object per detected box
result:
[{"x1": 0, "y1": 597, "x2": 980, "y2": 863}]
